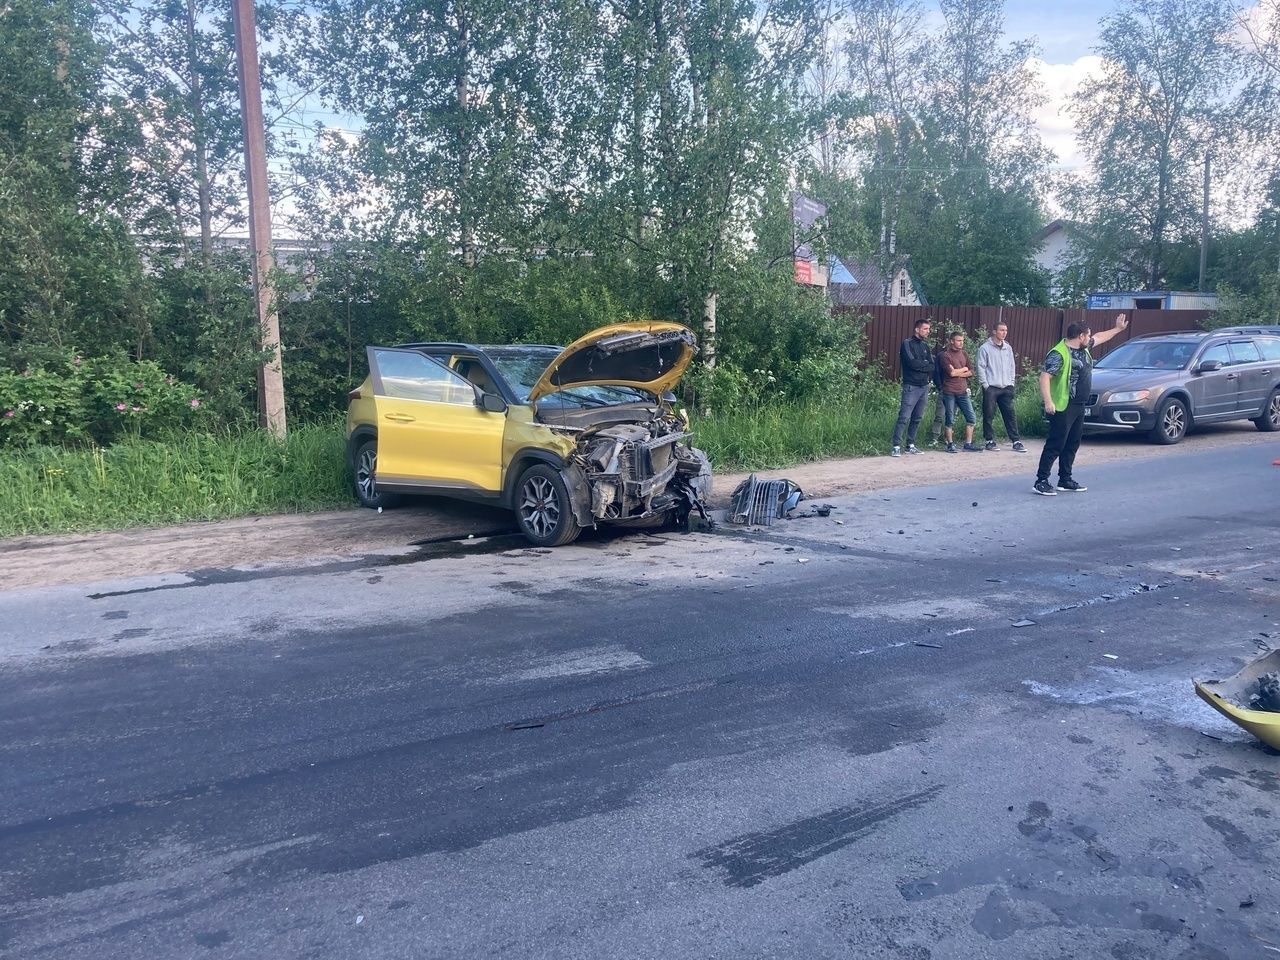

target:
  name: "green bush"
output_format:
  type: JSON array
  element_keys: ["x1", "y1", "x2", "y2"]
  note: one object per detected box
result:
[{"x1": 0, "y1": 352, "x2": 203, "y2": 448}]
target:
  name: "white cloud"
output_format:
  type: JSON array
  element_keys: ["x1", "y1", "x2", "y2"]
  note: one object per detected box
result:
[{"x1": 1028, "y1": 55, "x2": 1106, "y2": 170}]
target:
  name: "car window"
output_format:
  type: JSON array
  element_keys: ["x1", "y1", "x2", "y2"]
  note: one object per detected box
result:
[
  {"x1": 370, "y1": 349, "x2": 475, "y2": 405},
  {"x1": 487, "y1": 349, "x2": 653, "y2": 406},
  {"x1": 1095, "y1": 339, "x2": 1196, "y2": 370},
  {"x1": 1229, "y1": 341, "x2": 1262, "y2": 364},
  {"x1": 1199, "y1": 343, "x2": 1232, "y2": 366},
  {"x1": 1258, "y1": 338, "x2": 1280, "y2": 362}
]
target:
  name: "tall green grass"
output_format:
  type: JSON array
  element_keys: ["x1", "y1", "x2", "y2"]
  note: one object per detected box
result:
[
  {"x1": 0, "y1": 422, "x2": 351, "y2": 537},
  {"x1": 0, "y1": 378, "x2": 1051, "y2": 536},
  {"x1": 695, "y1": 379, "x2": 1048, "y2": 471}
]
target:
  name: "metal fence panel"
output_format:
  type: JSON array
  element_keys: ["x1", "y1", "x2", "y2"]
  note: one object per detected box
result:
[{"x1": 840, "y1": 305, "x2": 1213, "y2": 381}]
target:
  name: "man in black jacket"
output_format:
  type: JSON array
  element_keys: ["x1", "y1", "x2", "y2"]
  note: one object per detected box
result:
[{"x1": 891, "y1": 318, "x2": 934, "y2": 456}]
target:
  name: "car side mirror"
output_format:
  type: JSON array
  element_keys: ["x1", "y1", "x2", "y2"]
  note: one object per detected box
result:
[
  {"x1": 1196, "y1": 360, "x2": 1223, "y2": 374},
  {"x1": 478, "y1": 391, "x2": 508, "y2": 414}
]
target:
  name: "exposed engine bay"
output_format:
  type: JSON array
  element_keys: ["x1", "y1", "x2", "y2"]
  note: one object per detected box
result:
[{"x1": 540, "y1": 405, "x2": 712, "y2": 528}]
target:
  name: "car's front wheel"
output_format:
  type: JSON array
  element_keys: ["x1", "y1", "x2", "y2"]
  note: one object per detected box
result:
[
  {"x1": 354, "y1": 438, "x2": 402, "y2": 509},
  {"x1": 1254, "y1": 388, "x2": 1280, "y2": 432},
  {"x1": 514, "y1": 464, "x2": 582, "y2": 547},
  {"x1": 1150, "y1": 397, "x2": 1189, "y2": 445}
]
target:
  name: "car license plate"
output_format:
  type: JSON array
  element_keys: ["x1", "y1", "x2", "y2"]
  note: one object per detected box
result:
[{"x1": 1083, "y1": 407, "x2": 1092, "y2": 417}]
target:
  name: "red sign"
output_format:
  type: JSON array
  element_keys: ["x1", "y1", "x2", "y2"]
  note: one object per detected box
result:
[{"x1": 794, "y1": 258, "x2": 812, "y2": 284}]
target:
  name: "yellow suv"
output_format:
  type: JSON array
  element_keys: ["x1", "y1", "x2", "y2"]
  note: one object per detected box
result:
[{"x1": 345, "y1": 321, "x2": 712, "y2": 546}]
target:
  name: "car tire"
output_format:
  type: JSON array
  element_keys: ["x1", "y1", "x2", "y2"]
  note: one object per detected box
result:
[
  {"x1": 1149, "y1": 397, "x2": 1189, "y2": 445},
  {"x1": 1254, "y1": 388, "x2": 1280, "y2": 432},
  {"x1": 354, "y1": 438, "x2": 402, "y2": 509},
  {"x1": 514, "y1": 464, "x2": 582, "y2": 547}
]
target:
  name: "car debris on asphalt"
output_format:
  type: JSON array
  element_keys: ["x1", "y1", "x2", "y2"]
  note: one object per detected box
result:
[
  {"x1": 727, "y1": 474, "x2": 803, "y2": 525},
  {"x1": 1194, "y1": 648, "x2": 1280, "y2": 748}
]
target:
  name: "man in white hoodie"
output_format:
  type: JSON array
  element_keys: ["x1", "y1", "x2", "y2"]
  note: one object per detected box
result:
[{"x1": 977, "y1": 322, "x2": 1026, "y2": 452}]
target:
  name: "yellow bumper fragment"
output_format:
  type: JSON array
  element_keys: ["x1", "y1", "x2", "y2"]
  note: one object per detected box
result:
[{"x1": 1194, "y1": 649, "x2": 1280, "y2": 749}]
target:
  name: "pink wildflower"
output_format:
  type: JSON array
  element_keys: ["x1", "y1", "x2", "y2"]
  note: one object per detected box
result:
[
  {"x1": 115, "y1": 403, "x2": 127, "y2": 411},
  {"x1": 131, "y1": 406, "x2": 141, "y2": 412},
  {"x1": 73, "y1": 357, "x2": 82, "y2": 367},
  {"x1": 190, "y1": 398, "x2": 201, "y2": 408},
  {"x1": 3, "y1": 411, "x2": 13, "y2": 418}
]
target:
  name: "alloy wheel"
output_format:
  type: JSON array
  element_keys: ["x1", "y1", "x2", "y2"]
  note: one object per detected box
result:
[
  {"x1": 1162, "y1": 403, "x2": 1186, "y2": 441},
  {"x1": 519, "y1": 475, "x2": 561, "y2": 538},
  {"x1": 1269, "y1": 393, "x2": 1280, "y2": 429},
  {"x1": 357, "y1": 447, "x2": 378, "y2": 502}
]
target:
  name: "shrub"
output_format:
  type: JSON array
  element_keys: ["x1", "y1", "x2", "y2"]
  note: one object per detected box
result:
[{"x1": 0, "y1": 351, "x2": 204, "y2": 448}]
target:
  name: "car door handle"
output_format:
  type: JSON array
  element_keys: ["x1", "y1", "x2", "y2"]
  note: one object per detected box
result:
[{"x1": 384, "y1": 413, "x2": 416, "y2": 423}]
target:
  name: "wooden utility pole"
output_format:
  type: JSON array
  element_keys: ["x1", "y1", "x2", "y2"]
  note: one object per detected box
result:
[{"x1": 231, "y1": 0, "x2": 286, "y2": 437}]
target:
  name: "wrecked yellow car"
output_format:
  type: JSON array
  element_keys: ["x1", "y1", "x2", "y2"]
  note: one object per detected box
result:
[
  {"x1": 1194, "y1": 649, "x2": 1280, "y2": 749},
  {"x1": 345, "y1": 321, "x2": 712, "y2": 546}
]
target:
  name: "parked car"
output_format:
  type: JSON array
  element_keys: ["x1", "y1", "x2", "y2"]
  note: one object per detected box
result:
[
  {"x1": 345, "y1": 321, "x2": 712, "y2": 546},
  {"x1": 1084, "y1": 326, "x2": 1280, "y2": 444}
]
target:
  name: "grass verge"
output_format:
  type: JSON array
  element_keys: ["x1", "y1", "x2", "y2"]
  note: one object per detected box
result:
[
  {"x1": 694, "y1": 379, "x2": 1048, "y2": 471},
  {"x1": 0, "y1": 380, "x2": 1050, "y2": 537},
  {"x1": 0, "y1": 422, "x2": 351, "y2": 538}
]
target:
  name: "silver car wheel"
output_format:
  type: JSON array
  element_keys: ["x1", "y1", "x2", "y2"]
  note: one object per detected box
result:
[
  {"x1": 1161, "y1": 403, "x2": 1186, "y2": 441},
  {"x1": 519, "y1": 475, "x2": 560, "y2": 538},
  {"x1": 357, "y1": 447, "x2": 378, "y2": 501},
  {"x1": 1268, "y1": 393, "x2": 1280, "y2": 429}
]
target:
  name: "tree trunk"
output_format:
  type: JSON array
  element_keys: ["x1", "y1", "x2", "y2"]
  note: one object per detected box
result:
[
  {"x1": 455, "y1": 0, "x2": 476, "y2": 268},
  {"x1": 184, "y1": 0, "x2": 213, "y2": 266},
  {"x1": 702, "y1": 290, "x2": 717, "y2": 370}
]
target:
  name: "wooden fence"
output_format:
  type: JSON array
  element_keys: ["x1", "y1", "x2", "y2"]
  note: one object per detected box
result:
[{"x1": 839, "y1": 305, "x2": 1214, "y2": 381}]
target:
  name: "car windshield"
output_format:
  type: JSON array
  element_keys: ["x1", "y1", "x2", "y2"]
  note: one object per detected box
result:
[
  {"x1": 1095, "y1": 340, "x2": 1198, "y2": 370},
  {"x1": 486, "y1": 348, "x2": 653, "y2": 406}
]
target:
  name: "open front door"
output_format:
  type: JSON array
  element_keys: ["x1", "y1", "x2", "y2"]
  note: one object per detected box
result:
[{"x1": 366, "y1": 347, "x2": 506, "y2": 493}]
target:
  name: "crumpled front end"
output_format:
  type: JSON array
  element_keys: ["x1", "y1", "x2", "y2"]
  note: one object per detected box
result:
[{"x1": 571, "y1": 414, "x2": 711, "y2": 527}]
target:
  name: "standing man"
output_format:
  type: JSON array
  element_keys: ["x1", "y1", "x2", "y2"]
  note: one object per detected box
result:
[
  {"x1": 1034, "y1": 313, "x2": 1129, "y2": 495},
  {"x1": 928, "y1": 340, "x2": 946, "y2": 445},
  {"x1": 891, "y1": 318, "x2": 934, "y2": 457},
  {"x1": 939, "y1": 331, "x2": 981, "y2": 453},
  {"x1": 977, "y1": 322, "x2": 1027, "y2": 452}
]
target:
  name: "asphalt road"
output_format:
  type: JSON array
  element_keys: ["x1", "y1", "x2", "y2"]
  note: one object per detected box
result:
[{"x1": 2, "y1": 442, "x2": 1279, "y2": 960}]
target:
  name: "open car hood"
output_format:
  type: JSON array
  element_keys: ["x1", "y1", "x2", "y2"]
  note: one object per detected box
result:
[{"x1": 528, "y1": 321, "x2": 698, "y2": 402}]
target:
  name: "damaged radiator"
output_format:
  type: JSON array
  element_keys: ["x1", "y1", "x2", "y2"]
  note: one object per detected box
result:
[{"x1": 728, "y1": 474, "x2": 802, "y2": 526}]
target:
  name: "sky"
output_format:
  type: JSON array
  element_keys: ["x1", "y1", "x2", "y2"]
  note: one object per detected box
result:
[{"x1": 1000, "y1": 0, "x2": 1118, "y2": 174}]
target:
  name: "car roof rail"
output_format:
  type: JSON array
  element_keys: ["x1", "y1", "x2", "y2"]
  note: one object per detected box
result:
[{"x1": 1208, "y1": 325, "x2": 1280, "y2": 335}]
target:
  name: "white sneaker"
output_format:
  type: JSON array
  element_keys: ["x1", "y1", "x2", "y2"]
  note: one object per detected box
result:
[{"x1": 891, "y1": 445, "x2": 902, "y2": 458}]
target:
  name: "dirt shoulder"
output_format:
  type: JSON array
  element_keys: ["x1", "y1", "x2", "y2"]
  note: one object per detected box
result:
[{"x1": 2, "y1": 423, "x2": 1272, "y2": 592}]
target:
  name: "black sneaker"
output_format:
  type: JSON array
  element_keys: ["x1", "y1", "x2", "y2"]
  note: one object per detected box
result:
[
  {"x1": 1033, "y1": 480, "x2": 1057, "y2": 496},
  {"x1": 1012, "y1": 441, "x2": 1027, "y2": 453},
  {"x1": 1057, "y1": 479, "x2": 1088, "y2": 492},
  {"x1": 984, "y1": 441, "x2": 998, "y2": 451},
  {"x1": 963, "y1": 442, "x2": 982, "y2": 452},
  {"x1": 945, "y1": 442, "x2": 957, "y2": 453}
]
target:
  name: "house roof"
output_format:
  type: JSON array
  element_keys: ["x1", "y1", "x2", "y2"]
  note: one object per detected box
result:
[
  {"x1": 828, "y1": 256, "x2": 927, "y2": 306},
  {"x1": 1033, "y1": 219, "x2": 1066, "y2": 244}
]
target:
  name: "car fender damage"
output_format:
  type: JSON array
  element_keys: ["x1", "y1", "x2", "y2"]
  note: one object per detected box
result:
[{"x1": 549, "y1": 411, "x2": 712, "y2": 530}]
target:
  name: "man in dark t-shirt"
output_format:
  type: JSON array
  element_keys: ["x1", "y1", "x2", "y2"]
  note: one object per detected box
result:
[{"x1": 1034, "y1": 314, "x2": 1128, "y2": 496}]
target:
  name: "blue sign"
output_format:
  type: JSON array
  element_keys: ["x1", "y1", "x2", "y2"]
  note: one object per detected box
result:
[{"x1": 1086, "y1": 294, "x2": 1111, "y2": 309}]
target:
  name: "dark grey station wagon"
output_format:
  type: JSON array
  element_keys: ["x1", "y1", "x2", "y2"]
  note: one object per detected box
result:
[{"x1": 1084, "y1": 326, "x2": 1280, "y2": 444}]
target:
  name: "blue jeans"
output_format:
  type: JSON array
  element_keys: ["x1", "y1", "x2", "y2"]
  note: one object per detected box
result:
[
  {"x1": 943, "y1": 392, "x2": 975, "y2": 427},
  {"x1": 892, "y1": 382, "x2": 930, "y2": 446}
]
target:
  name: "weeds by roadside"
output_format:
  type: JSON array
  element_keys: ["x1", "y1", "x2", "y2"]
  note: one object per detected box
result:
[
  {"x1": 694, "y1": 378, "x2": 1048, "y2": 471},
  {"x1": 0, "y1": 379, "x2": 1050, "y2": 537},
  {"x1": 0, "y1": 422, "x2": 350, "y2": 538}
]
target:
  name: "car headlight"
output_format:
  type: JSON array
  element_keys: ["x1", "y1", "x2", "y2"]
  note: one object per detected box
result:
[{"x1": 1106, "y1": 390, "x2": 1150, "y2": 404}]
